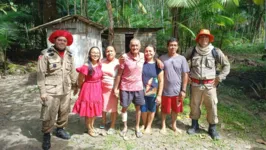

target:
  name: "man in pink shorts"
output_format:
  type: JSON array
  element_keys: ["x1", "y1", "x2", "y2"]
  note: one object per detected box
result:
[{"x1": 159, "y1": 37, "x2": 189, "y2": 134}]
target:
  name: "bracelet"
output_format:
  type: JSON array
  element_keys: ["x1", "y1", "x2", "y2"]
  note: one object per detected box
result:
[{"x1": 181, "y1": 90, "x2": 186, "y2": 93}]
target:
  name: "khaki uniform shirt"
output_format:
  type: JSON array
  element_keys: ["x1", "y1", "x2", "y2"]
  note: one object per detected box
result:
[
  {"x1": 185, "y1": 47, "x2": 230, "y2": 88},
  {"x1": 37, "y1": 46, "x2": 77, "y2": 96}
]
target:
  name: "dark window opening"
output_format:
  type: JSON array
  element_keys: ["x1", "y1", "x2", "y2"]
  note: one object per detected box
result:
[{"x1": 125, "y1": 34, "x2": 134, "y2": 53}]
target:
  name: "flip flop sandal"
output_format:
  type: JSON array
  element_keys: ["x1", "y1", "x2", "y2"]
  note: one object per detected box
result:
[
  {"x1": 107, "y1": 128, "x2": 116, "y2": 135},
  {"x1": 120, "y1": 130, "x2": 127, "y2": 137},
  {"x1": 135, "y1": 131, "x2": 143, "y2": 138},
  {"x1": 99, "y1": 124, "x2": 105, "y2": 129},
  {"x1": 88, "y1": 129, "x2": 98, "y2": 137}
]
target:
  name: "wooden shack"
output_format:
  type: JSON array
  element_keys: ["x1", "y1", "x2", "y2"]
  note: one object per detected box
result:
[
  {"x1": 29, "y1": 15, "x2": 104, "y2": 68},
  {"x1": 102, "y1": 28, "x2": 162, "y2": 57}
]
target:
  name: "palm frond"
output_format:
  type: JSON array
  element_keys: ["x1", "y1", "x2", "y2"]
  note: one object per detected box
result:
[{"x1": 166, "y1": 0, "x2": 199, "y2": 8}]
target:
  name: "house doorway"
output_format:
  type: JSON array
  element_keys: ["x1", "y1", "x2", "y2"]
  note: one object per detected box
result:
[{"x1": 125, "y1": 34, "x2": 134, "y2": 53}]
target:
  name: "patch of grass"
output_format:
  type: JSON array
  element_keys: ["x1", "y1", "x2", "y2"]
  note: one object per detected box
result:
[{"x1": 224, "y1": 43, "x2": 264, "y2": 55}]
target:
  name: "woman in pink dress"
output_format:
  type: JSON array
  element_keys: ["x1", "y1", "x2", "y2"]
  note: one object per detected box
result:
[
  {"x1": 101, "y1": 46, "x2": 119, "y2": 135},
  {"x1": 72, "y1": 46, "x2": 103, "y2": 137}
]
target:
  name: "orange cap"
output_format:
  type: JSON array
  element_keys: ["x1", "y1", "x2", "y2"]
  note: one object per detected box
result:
[{"x1": 195, "y1": 29, "x2": 214, "y2": 43}]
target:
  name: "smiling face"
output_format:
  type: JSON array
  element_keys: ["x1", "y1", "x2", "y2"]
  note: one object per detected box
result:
[
  {"x1": 89, "y1": 47, "x2": 101, "y2": 63},
  {"x1": 198, "y1": 35, "x2": 210, "y2": 48},
  {"x1": 130, "y1": 39, "x2": 141, "y2": 55},
  {"x1": 54, "y1": 36, "x2": 67, "y2": 50},
  {"x1": 144, "y1": 46, "x2": 155, "y2": 61},
  {"x1": 105, "y1": 46, "x2": 116, "y2": 61}
]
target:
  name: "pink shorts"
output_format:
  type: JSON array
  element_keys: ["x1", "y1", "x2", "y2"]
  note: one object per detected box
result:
[{"x1": 161, "y1": 95, "x2": 183, "y2": 114}]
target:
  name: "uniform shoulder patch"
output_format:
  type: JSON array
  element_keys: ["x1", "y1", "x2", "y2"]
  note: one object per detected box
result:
[{"x1": 38, "y1": 55, "x2": 43, "y2": 60}]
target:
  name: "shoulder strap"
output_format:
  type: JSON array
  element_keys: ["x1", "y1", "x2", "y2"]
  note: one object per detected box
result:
[
  {"x1": 211, "y1": 47, "x2": 220, "y2": 64},
  {"x1": 190, "y1": 46, "x2": 196, "y2": 61}
]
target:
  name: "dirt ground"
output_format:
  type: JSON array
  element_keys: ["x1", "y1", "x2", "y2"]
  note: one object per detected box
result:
[{"x1": 0, "y1": 73, "x2": 266, "y2": 150}]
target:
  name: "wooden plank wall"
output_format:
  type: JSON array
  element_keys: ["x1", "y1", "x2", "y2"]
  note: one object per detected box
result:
[{"x1": 46, "y1": 20, "x2": 102, "y2": 68}]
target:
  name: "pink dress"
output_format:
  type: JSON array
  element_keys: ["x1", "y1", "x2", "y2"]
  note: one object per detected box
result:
[
  {"x1": 101, "y1": 58, "x2": 119, "y2": 112},
  {"x1": 72, "y1": 64, "x2": 103, "y2": 117}
]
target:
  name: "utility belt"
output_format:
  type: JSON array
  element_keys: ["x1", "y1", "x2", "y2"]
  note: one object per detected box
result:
[{"x1": 191, "y1": 78, "x2": 214, "y2": 84}]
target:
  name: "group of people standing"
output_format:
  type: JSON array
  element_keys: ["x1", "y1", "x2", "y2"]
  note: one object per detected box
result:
[{"x1": 37, "y1": 29, "x2": 230, "y2": 150}]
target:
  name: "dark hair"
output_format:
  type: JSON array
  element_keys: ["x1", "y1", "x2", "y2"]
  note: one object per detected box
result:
[
  {"x1": 87, "y1": 46, "x2": 101, "y2": 75},
  {"x1": 167, "y1": 37, "x2": 178, "y2": 46},
  {"x1": 105, "y1": 45, "x2": 116, "y2": 52}
]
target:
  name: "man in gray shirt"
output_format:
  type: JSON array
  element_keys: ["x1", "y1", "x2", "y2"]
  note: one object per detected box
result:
[{"x1": 159, "y1": 38, "x2": 189, "y2": 134}]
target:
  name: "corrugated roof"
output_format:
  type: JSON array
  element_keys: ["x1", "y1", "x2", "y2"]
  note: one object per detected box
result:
[{"x1": 29, "y1": 15, "x2": 105, "y2": 31}]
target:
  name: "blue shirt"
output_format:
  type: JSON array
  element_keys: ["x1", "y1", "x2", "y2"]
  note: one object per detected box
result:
[{"x1": 142, "y1": 62, "x2": 162, "y2": 97}]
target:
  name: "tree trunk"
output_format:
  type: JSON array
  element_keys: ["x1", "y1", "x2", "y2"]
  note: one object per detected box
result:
[
  {"x1": 171, "y1": 7, "x2": 180, "y2": 40},
  {"x1": 264, "y1": 0, "x2": 266, "y2": 51},
  {"x1": 67, "y1": 0, "x2": 69, "y2": 15},
  {"x1": 84, "y1": 0, "x2": 88, "y2": 18},
  {"x1": 80, "y1": 0, "x2": 83, "y2": 16},
  {"x1": 43, "y1": 0, "x2": 57, "y2": 23},
  {"x1": 74, "y1": 0, "x2": 77, "y2": 15},
  {"x1": 106, "y1": 0, "x2": 114, "y2": 46}
]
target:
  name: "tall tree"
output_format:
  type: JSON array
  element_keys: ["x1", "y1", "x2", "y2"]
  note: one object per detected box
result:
[
  {"x1": 166, "y1": 0, "x2": 198, "y2": 39},
  {"x1": 42, "y1": 0, "x2": 57, "y2": 23},
  {"x1": 106, "y1": 0, "x2": 114, "y2": 45}
]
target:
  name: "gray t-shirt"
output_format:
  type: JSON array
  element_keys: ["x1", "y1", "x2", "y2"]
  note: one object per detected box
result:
[{"x1": 159, "y1": 54, "x2": 189, "y2": 96}]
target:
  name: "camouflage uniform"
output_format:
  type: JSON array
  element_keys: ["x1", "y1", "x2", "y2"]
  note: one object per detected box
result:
[{"x1": 37, "y1": 46, "x2": 77, "y2": 133}]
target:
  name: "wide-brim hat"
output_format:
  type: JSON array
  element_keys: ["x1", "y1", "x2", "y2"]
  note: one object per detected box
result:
[
  {"x1": 195, "y1": 29, "x2": 214, "y2": 43},
  {"x1": 48, "y1": 30, "x2": 73, "y2": 46}
]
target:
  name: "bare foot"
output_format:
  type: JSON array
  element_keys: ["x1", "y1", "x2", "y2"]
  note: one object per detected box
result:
[
  {"x1": 144, "y1": 128, "x2": 152, "y2": 134},
  {"x1": 171, "y1": 126, "x2": 182, "y2": 134},
  {"x1": 140, "y1": 125, "x2": 145, "y2": 131},
  {"x1": 120, "y1": 127, "x2": 128, "y2": 137},
  {"x1": 159, "y1": 128, "x2": 167, "y2": 135}
]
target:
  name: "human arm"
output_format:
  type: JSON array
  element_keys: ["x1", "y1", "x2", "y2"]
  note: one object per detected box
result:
[
  {"x1": 70, "y1": 57, "x2": 78, "y2": 95},
  {"x1": 37, "y1": 54, "x2": 47, "y2": 102},
  {"x1": 155, "y1": 58, "x2": 164, "y2": 69},
  {"x1": 215, "y1": 49, "x2": 230, "y2": 85},
  {"x1": 77, "y1": 73, "x2": 85, "y2": 88},
  {"x1": 179, "y1": 72, "x2": 189, "y2": 99},
  {"x1": 156, "y1": 70, "x2": 164, "y2": 105},
  {"x1": 113, "y1": 67, "x2": 123, "y2": 98}
]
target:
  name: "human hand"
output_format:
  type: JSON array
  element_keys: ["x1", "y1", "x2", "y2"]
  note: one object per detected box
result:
[
  {"x1": 114, "y1": 88, "x2": 119, "y2": 98},
  {"x1": 156, "y1": 96, "x2": 162, "y2": 105},
  {"x1": 73, "y1": 87, "x2": 79, "y2": 96},
  {"x1": 179, "y1": 91, "x2": 186, "y2": 99},
  {"x1": 119, "y1": 55, "x2": 125, "y2": 65},
  {"x1": 213, "y1": 77, "x2": 220, "y2": 87},
  {"x1": 40, "y1": 94, "x2": 47, "y2": 102},
  {"x1": 156, "y1": 59, "x2": 164, "y2": 69}
]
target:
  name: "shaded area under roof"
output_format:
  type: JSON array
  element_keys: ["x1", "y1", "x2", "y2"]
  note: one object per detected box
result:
[{"x1": 29, "y1": 15, "x2": 105, "y2": 31}]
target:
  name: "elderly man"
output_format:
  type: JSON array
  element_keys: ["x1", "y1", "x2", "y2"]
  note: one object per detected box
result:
[
  {"x1": 114, "y1": 38, "x2": 145, "y2": 138},
  {"x1": 185, "y1": 29, "x2": 230, "y2": 140},
  {"x1": 37, "y1": 30, "x2": 77, "y2": 150}
]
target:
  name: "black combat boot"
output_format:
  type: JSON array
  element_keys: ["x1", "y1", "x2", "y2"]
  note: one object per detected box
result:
[
  {"x1": 208, "y1": 124, "x2": 221, "y2": 140},
  {"x1": 187, "y1": 119, "x2": 199, "y2": 134},
  {"x1": 42, "y1": 133, "x2": 51, "y2": 150},
  {"x1": 55, "y1": 128, "x2": 71, "y2": 140}
]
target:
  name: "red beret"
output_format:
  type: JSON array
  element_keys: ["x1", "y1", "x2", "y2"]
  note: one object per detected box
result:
[{"x1": 48, "y1": 30, "x2": 73, "y2": 46}]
